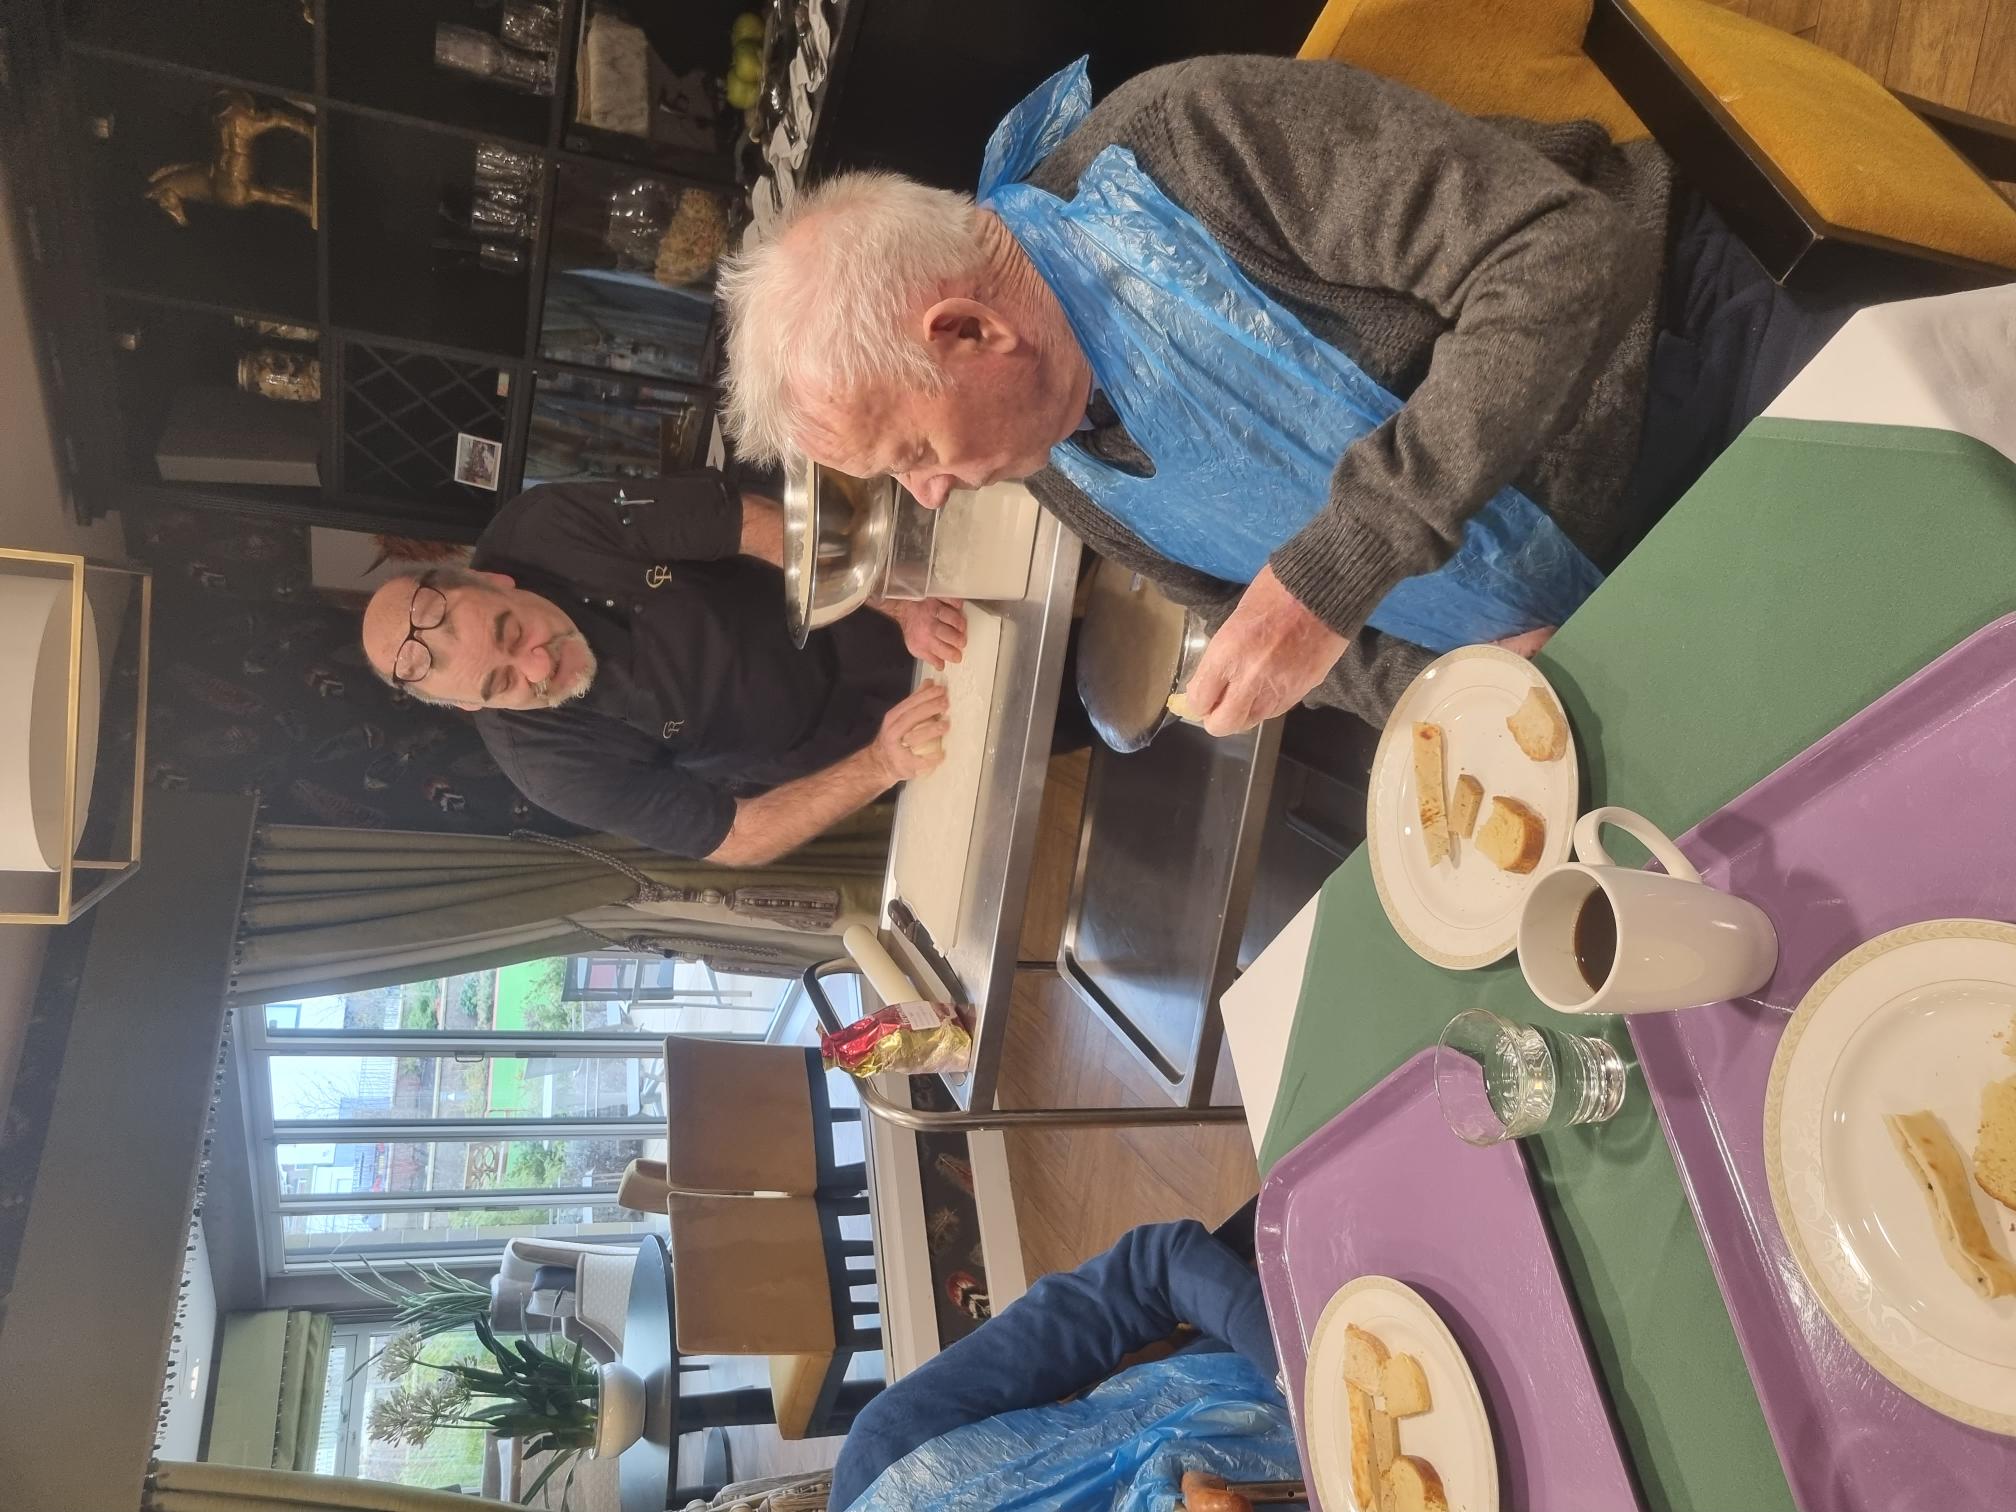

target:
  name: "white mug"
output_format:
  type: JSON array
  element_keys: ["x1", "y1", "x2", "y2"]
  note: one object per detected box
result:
[{"x1": 1518, "y1": 806, "x2": 1778, "y2": 1015}]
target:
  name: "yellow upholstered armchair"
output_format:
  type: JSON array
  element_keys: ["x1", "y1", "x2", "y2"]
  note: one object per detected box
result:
[{"x1": 1302, "y1": 0, "x2": 2016, "y2": 283}]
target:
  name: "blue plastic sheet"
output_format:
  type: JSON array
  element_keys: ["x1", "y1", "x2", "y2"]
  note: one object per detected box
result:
[
  {"x1": 847, "y1": 1352, "x2": 1303, "y2": 1512},
  {"x1": 979, "y1": 59, "x2": 1604, "y2": 652}
]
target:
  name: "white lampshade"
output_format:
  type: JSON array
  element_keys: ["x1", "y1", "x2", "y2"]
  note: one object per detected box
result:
[{"x1": 0, "y1": 575, "x2": 101, "y2": 873}]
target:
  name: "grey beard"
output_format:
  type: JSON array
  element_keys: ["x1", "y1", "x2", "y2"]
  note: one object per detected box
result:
[{"x1": 531, "y1": 632, "x2": 597, "y2": 706}]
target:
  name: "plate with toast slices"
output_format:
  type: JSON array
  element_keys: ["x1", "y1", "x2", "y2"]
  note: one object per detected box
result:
[
  {"x1": 1765, "y1": 919, "x2": 2016, "y2": 1436},
  {"x1": 1368, "y1": 646, "x2": 1579, "y2": 969},
  {"x1": 1302, "y1": 1276, "x2": 1497, "y2": 1512}
]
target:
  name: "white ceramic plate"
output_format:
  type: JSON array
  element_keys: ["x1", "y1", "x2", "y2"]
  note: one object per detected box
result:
[
  {"x1": 1367, "y1": 646, "x2": 1579, "y2": 968},
  {"x1": 1765, "y1": 919, "x2": 2016, "y2": 1436},
  {"x1": 1303, "y1": 1276, "x2": 1498, "y2": 1512}
]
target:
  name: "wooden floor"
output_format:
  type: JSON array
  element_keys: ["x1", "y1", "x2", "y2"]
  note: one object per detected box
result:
[
  {"x1": 1730, "y1": 0, "x2": 2014, "y2": 128},
  {"x1": 1001, "y1": 751, "x2": 1259, "y2": 1281},
  {"x1": 667, "y1": 753, "x2": 1259, "y2": 1498}
]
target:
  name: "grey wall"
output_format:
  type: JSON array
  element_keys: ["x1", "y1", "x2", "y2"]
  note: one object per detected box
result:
[
  {"x1": 0, "y1": 166, "x2": 128, "y2": 1115},
  {"x1": 0, "y1": 791, "x2": 256, "y2": 1510}
]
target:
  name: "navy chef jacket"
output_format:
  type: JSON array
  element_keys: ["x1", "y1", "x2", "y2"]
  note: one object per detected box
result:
[{"x1": 467, "y1": 470, "x2": 911, "y2": 857}]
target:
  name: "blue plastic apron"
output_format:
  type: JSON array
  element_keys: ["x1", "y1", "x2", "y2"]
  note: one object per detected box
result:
[
  {"x1": 979, "y1": 59, "x2": 1603, "y2": 652},
  {"x1": 849, "y1": 1352, "x2": 1301, "y2": 1512}
]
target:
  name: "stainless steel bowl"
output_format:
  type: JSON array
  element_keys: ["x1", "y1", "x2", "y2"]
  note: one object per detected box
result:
[
  {"x1": 1075, "y1": 558, "x2": 1212, "y2": 752},
  {"x1": 782, "y1": 453, "x2": 896, "y2": 646}
]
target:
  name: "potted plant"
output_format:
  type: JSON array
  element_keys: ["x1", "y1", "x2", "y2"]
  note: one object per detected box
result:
[
  {"x1": 367, "y1": 1316, "x2": 640, "y2": 1508},
  {"x1": 337, "y1": 1259, "x2": 494, "y2": 1360}
]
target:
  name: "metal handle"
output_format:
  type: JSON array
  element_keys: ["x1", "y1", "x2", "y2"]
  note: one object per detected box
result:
[{"x1": 802, "y1": 959, "x2": 1248, "y2": 1133}]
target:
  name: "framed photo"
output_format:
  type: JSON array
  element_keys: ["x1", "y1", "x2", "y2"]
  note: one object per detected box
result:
[{"x1": 453, "y1": 432, "x2": 503, "y2": 491}]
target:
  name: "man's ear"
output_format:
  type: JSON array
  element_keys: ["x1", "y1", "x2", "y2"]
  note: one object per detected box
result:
[{"x1": 919, "y1": 297, "x2": 1019, "y2": 359}]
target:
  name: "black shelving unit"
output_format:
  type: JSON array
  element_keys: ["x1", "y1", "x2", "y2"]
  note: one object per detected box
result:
[{"x1": 6, "y1": 0, "x2": 744, "y2": 541}]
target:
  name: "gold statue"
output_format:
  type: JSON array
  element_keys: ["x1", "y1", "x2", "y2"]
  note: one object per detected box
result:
[{"x1": 145, "y1": 90, "x2": 317, "y2": 229}]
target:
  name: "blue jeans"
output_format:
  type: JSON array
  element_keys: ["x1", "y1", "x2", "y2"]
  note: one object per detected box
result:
[{"x1": 828, "y1": 1217, "x2": 1276, "y2": 1510}]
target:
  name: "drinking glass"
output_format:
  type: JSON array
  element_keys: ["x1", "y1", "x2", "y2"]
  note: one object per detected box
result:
[{"x1": 1434, "y1": 1008, "x2": 1626, "y2": 1146}]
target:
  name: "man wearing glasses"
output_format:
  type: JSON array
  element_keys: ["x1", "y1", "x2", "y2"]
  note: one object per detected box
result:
[{"x1": 358, "y1": 469, "x2": 963, "y2": 863}]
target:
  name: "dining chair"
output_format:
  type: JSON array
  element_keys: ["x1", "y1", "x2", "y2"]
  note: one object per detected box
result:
[
  {"x1": 493, "y1": 1235, "x2": 639, "y2": 1363},
  {"x1": 665, "y1": 1190, "x2": 884, "y2": 1441},
  {"x1": 618, "y1": 1157, "x2": 885, "y2": 1441},
  {"x1": 656, "y1": 1035, "x2": 866, "y2": 1198},
  {"x1": 1299, "y1": 0, "x2": 2016, "y2": 285}
]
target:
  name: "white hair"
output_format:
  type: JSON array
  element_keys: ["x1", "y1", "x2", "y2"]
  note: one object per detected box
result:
[{"x1": 718, "y1": 172, "x2": 985, "y2": 463}]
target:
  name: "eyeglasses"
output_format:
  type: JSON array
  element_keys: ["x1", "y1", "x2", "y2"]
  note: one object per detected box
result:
[{"x1": 391, "y1": 572, "x2": 450, "y2": 685}]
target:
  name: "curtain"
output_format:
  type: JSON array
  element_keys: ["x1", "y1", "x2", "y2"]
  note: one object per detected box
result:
[
  {"x1": 143, "y1": 1463, "x2": 830, "y2": 1512},
  {"x1": 228, "y1": 808, "x2": 888, "y2": 1007},
  {"x1": 207, "y1": 1312, "x2": 333, "y2": 1472},
  {"x1": 145, "y1": 1461, "x2": 512, "y2": 1512}
]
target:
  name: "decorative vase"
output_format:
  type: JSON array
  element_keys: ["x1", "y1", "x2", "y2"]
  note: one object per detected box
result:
[
  {"x1": 591, "y1": 1360, "x2": 646, "y2": 1457},
  {"x1": 237, "y1": 348, "x2": 321, "y2": 403}
]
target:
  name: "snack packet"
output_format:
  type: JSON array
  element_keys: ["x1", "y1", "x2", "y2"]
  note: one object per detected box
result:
[{"x1": 821, "y1": 1001, "x2": 972, "y2": 1078}]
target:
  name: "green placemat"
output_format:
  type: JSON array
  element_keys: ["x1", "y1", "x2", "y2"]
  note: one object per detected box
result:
[{"x1": 1259, "y1": 421, "x2": 2016, "y2": 1512}]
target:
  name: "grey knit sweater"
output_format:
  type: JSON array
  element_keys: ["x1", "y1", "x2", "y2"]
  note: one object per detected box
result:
[{"x1": 1019, "y1": 55, "x2": 1675, "y2": 722}]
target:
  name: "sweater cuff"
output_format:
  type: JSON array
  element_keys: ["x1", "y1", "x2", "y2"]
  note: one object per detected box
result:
[{"x1": 1269, "y1": 507, "x2": 1408, "y2": 641}]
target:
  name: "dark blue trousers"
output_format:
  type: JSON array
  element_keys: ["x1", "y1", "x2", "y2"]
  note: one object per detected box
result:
[
  {"x1": 828, "y1": 1216, "x2": 1275, "y2": 1510},
  {"x1": 1616, "y1": 190, "x2": 1952, "y2": 555}
]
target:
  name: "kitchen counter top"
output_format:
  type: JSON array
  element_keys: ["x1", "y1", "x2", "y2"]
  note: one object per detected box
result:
[{"x1": 880, "y1": 489, "x2": 1080, "y2": 1114}]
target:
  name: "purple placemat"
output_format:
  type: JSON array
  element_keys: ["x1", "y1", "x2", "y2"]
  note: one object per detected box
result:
[
  {"x1": 1255, "y1": 1051, "x2": 1639, "y2": 1512},
  {"x1": 1630, "y1": 612, "x2": 2016, "y2": 1511}
]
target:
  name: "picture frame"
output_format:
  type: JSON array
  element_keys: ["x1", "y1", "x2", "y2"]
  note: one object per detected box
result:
[{"x1": 453, "y1": 431, "x2": 504, "y2": 490}]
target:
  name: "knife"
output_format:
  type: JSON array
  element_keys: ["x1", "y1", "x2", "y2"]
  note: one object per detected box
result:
[{"x1": 886, "y1": 898, "x2": 964, "y2": 1003}]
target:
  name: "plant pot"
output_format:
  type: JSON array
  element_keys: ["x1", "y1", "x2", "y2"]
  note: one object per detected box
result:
[{"x1": 591, "y1": 1360, "x2": 645, "y2": 1457}]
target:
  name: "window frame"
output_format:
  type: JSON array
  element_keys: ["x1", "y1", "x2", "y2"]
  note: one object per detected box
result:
[{"x1": 239, "y1": 952, "x2": 805, "y2": 1277}]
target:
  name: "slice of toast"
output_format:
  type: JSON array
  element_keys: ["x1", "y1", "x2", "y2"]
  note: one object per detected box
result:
[
  {"x1": 1343, "y1": 1323, "x2": 1391, "y2": 1393},
  {"x1": 1412, "y1": 723, "x2": 1451, "y2": 867},
  {"x1": 1886, "y1": 1110, "x2": 2016, "y2": 1299},
  {"x1": 1476, "y1": 796, "x2": 1547, "y2": 874},
  {"x1": 1383, "y1": 1455, "x2": 1450, "y2": 1512},
  {"x1": 1507, "y1": 686, "x2": 1569, "y2": 762},
  {"x1": 1976, "y1": 1074, "x2": 2016, "y2": 1211},
  {"x1": 1380, "y1": 1351, "x2": 1433, "y2": 1417},
  {"x1": 1449, "y1": 774, "x2": 1484, "y2": 839},
  {"x1": 1347, "y1": 1381, "x2": 1399, "y2": 1512}
]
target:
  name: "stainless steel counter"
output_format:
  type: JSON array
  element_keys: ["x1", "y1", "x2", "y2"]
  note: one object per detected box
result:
[{"x1": 881, "y1": 497, "x2": 1079, "y2": 1114}]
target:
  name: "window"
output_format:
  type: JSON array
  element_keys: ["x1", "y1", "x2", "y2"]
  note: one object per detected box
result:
[
  {"x1": 318, "y1": 1325, "x2": 495, "y2": 1491},
  {"x1": 241, "y1": 951, "x2": 816, "y2": 1274}
]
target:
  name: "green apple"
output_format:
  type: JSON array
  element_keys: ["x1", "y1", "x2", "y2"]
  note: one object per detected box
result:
[
  {"x1": 725, "y1": 73, "x2": 761, "y2": 111},
  {"x1": 733, "y1": 41, "x2": 763, "y2": 83},
  {"x1": 731, "y1": 13, "x2": 766, "y2": 45}
]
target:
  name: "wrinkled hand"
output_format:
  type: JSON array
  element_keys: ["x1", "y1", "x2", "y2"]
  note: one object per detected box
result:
[
  {"x1": 872, "y1": 681, "x2": 951, "y2": 783},
  {"x1": 885, "y1": 597, "x2": 967, "y2": 670},
  {"x1": 1183, "y1": 568, "x2": 1348, "y2": 737},
  {"x1": 1495, "y1": 626, "x2": 1556, "y2": 659}
]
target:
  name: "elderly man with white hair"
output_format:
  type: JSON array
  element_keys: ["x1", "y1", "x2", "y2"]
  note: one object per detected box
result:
[{"x1": 718, "y1": 55, "x2": 1882, "y2": 734}]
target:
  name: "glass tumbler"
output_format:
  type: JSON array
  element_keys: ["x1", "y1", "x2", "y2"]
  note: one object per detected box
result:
[{"x1": 1434, "y1": 1008, "x2": 1626, "y2": 1146}]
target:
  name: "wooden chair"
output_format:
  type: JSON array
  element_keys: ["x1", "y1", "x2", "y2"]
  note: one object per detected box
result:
[
  {"x1": 1300, "y1": 0, "x2": 2016, "y2": 285},
  {"x1": 618, "y1": 1037, "x2": 883, "y2": 1440},
  {"x1": 666, "y1": 1191, "x2": 883, "y2": 1441},
  {"x1": 655, "y1": 1036, "x2": 865, "y2": 1198}
]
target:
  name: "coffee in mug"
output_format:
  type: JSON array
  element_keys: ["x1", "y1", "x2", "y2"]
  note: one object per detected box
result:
[{"x1": 1519, "y1": 806, "x2": 1777, "y2": 1015}]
